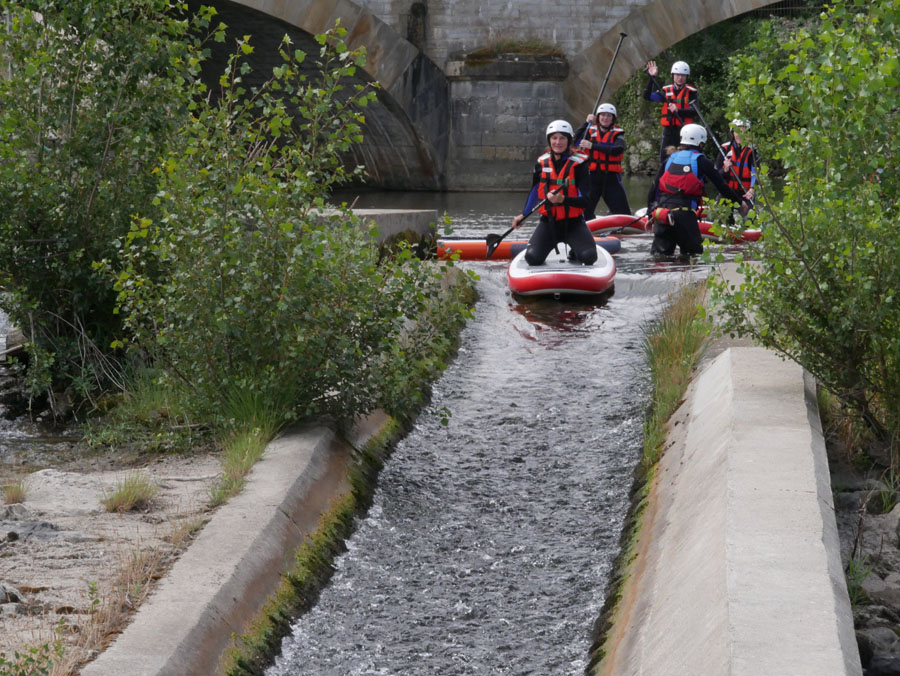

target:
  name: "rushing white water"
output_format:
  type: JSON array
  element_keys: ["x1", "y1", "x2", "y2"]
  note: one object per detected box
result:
[{"x1": 266, "y1": 187, "x2": 717, "y2": 675}]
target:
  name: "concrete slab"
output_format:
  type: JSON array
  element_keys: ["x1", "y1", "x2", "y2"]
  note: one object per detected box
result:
[
  {"x1": 82, "y1": 413, "x2": 390, "y2": 676},
  {"x1": 596, "y1": 347, "x2": 861, "y2": 675}
]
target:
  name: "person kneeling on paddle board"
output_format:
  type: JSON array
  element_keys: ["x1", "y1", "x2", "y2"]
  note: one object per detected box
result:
[
  {"x1": 646, "y1": 123, "x2": 747, "y2": 257},
  {"x1": 512, "y1": 120, "x2": 597, "y2": 266}
]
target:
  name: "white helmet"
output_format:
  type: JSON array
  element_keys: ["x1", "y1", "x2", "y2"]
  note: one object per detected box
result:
[
  {"x1": 680, "y1": 123, "x2": 707, "y2": 146},
  {"x1": 546, "y1": 119, "x2": 574, "y2": 142},
  {"x1": 671, "y1": 61, "x2": 690, "y2": 76},
  {"x1": 730, "y1": 118, "x2": 750, "y2": 130},
  {"x1": 596, "y1": 103, "x2": 617, "y2": 117}
]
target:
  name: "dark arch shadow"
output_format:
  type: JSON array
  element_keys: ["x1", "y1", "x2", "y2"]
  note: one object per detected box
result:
[{"x1": 189, "y1": 0, "x2": 446, "y2": 189}]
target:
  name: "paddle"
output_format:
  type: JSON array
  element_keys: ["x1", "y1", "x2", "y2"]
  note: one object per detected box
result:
[
  {"x1": 575, "y1": 32, "x2": 627, "y2": 146},
  {"x1": 485, "y1": 196, "x2": 549, "y2": 259}
]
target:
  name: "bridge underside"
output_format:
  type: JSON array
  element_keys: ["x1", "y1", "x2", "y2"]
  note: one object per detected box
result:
[
  {"x1": 188, "y1": 1, "x2": 445, "y2": 190},
  {"x1": 196, "y1": 0, "x2": 788, "y2": 191}
]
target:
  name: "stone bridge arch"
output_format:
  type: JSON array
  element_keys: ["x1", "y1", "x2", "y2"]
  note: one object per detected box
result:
[
  {"x1": 197, "y1": 0, "x2": 450, "y2": 190},
  {"x1": 200, "y1": 0, "x2": 791, "y2": 190},
  {"x1": 564, "y1": 0, "x2": 784, "y2": 119}
]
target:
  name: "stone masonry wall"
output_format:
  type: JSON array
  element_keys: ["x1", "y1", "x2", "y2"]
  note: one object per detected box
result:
[{"x1": 360, "y1": 0, "x2": 635, "y2": 70}]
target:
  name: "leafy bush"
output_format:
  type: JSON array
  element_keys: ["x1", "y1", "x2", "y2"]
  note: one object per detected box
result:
[
  {"x1": 112, "y1": 26, "x2": 474, "y2": 426},
  {"x1": 0, "y1": 642, "x2": 61, "y2": 676},
  {"x1": 709, "y1": 0, "x2": 900, "y2": 454},
  {"x1": 0, "y1": 0, "x2": 216, "y2": 412}
]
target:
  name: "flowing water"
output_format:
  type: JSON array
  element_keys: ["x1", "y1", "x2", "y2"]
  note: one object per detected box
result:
[{"x1": 266, "y1": 185, "x2": 719, "y2": 675}]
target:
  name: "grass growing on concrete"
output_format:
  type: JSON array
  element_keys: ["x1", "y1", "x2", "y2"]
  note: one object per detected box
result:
[
  {"x1": 641, "y1": 279, "x2": 710, "y2": 470},
  {"x1": 465, "y1": 38, "x2": 564, "y2": 64},
  {"x1": 586, "y1": 278, "x2": 710, "y2": 674},
  {"x1": 49, "y1": 517, "x2": 205, "y2": 675},
  {"x1": 218, "y1": 418, "x2": 402, "y2": 676}
]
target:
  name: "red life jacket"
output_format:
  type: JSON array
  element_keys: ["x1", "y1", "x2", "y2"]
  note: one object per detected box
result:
[
  {"x1": 722, "y1": 141, "x2": 754, "y2": 192},
  {"x1": 537, "y1": 152, "x2": 585, "y2": 220},
  {"x1": 586, "y1": 125, "x2": 624, "y2": 173},
  {"x1": 659, "y1": 149, "x2": 705, "y2": 207},
  {"x1": 660, "y1": 84, "x2": 697, "y2": 127}
]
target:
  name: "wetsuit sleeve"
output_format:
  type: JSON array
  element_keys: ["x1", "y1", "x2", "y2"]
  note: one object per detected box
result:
[
  {"x1": 643, "y1": 76, "x2": 664, "y2": 102},
  {"x1": 574, "y1": 122, "x2": 590, "y2": 142},
  {"x1": 699, "y1": 155, "x2": 743, "y2": 203},
  {"x1": 522, "y1": 185, "x2": 541, "y2": 215}
]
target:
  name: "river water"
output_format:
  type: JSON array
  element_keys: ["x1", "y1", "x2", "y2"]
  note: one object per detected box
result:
[{"x1": 265, "y1": 183, "x2": 717, "y2": 675}]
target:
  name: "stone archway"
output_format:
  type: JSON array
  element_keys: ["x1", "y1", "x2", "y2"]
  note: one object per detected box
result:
[
  {"x1": 564, "y1": 0, "x2": 784, "y2": 118},
  {"x1": 198, "y1": 0, "x2": 451, "y2": 189}
]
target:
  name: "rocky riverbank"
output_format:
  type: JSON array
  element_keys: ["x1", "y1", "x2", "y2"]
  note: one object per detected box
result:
[{"x1": 829, "y1": 431, "x2": 900, "y2": 676}]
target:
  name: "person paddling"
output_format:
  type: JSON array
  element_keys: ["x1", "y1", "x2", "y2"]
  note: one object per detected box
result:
[
  {"x1": 512, "y1": 120, "x2": 597, "y2": 266},
  {"x1": 646, "y1": 123, "x2": 747, "y2": 257},
  {"x1": 574, "y1": 103, "x2": 632, "y2": 219},
  {"x1": 643, "y1": 60, "x2": 698, "y2": 163},
  {"x1": 715, "y1": 118, "x2": 757, "y2": 218}
]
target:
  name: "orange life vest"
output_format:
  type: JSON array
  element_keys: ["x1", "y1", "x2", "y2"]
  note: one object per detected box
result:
[
  {"x1": 586, "y1": 125, "x2": 624, "y2": 173},
  {"x1": 537, "y1": 152, "x2": 585, "y2": 221},
  {"x1": 660, "y1": 84, "x2": 697, "y2": 127},
  {"x1": 722, "y1": 141, "x2": 754, "y2": 192}
]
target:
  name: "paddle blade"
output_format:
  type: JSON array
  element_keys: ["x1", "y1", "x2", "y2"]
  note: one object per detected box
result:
[{"x1": 485, "y1": 234, "x2": 502, "y2": 259}]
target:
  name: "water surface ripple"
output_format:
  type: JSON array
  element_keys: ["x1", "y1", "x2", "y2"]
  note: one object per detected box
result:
[{"x1": 268, "y1": 192, "x2": 707, "y2": 675}]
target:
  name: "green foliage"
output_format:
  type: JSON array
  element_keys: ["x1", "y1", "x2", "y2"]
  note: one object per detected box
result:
[
  {"x1": 0, "y1": 0, "x2": 218, "y2": 411},
  {"x1": 846, "y1": 553, "x2": 872, "y2": 607},
  {"x1": 642, "y1": 280, "x2": 710, "y2": 471},
  {"x1": 0, "y1": 642, "x2": 61, "y2": 676},
  {"x1": 82, "y1": 368, "x2": 205, "y2": 453},
  {"x1": 112, "y1": 26, "x2": 474, "y2": 426},
  {"x1": 709, "y1": 0, "x2": 900, "y2": 453}
]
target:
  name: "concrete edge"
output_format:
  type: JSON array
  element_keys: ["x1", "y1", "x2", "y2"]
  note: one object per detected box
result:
[
  {"x1": 82, "y1": 411, "x2": 392, "y2": 676},
  {"x1": 595, "y1": 347, "x2": 862, "y2": 675}
]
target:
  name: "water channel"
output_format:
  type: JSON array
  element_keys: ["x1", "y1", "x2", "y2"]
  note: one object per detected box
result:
[{"x1": 267, "y1": 180, "x2": 716, "y2": 675}]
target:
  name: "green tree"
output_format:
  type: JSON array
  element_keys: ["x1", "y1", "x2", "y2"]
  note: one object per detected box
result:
[
  {"x1": 710, "y1": 0, "x2": 900, "y2": 452},
  {"x1": 0, "y1": 0, "x2": 216, "y2": 412},
  {"x1": 113, "y1": 26, "x2": 473, "y2": 425}
]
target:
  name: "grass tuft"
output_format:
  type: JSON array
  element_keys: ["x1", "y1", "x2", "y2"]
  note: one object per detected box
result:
[
  {"x1": 101, "y1": 471, "x2": 159, "y2": 513},
  {"x1": 2, "y1": 479, "x2": 26, "y2": 504}
]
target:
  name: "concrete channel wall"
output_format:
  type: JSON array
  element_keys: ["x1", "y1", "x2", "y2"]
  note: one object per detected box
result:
[
  {"x1": 595, "y1": 346, "x2": 862, "y2": 675},
  {"x1": 83, "y1": 256, "x2": 863, "y2": 675}
]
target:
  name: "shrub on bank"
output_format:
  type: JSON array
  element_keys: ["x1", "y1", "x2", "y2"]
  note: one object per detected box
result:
[
  {"x1": 709, "y1": 0, "x2": 900, "y2": 459},
  {"x1": 111, "y1": 26, "x2": 475, "y2": 429},
  {"x1": 0, "y1": 0, "x2": 216, "y2": 411}
]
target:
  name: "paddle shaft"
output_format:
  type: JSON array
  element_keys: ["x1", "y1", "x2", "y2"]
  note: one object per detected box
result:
[
  {"x1": 576, "y1": 32, "x2": 627, "y2": 145},
  {"x1": 485, "y1": 196, "x2": 549, "y2": 259}
]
